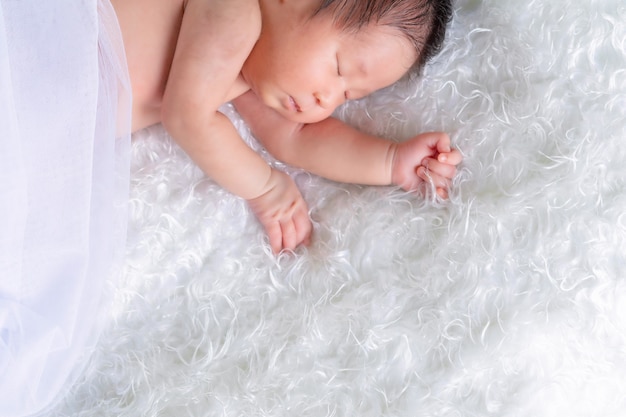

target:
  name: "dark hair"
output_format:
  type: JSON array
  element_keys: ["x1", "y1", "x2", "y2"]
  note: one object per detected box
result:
[{"x1": 314, "y1": 0, "x2": 453, "y2": 72}]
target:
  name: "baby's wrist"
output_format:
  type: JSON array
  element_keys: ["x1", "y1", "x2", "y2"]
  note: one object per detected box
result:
[
  {"x1": 243, "y1": 165, "x2": 275, "y2": 201},
  {"x1": 387, "y1": 142, "x2": 400, "y2": 186}
]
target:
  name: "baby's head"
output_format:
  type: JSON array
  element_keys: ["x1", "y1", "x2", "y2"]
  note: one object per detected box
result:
[
  {"x1": 243, "y1": 0, "x2": 453, "y2": 123},
  {"x1": 313, "y1": 0, "x2": 453, "y2": 73}
]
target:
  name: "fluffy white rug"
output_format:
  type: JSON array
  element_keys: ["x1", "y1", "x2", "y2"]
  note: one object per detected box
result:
[{"x1": 47, "y1": 0, "x2": 626, "y2": 416}]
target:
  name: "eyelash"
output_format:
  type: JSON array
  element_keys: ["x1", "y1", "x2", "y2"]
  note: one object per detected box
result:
[
  {"x1": 336, "y1": 54, "x2": 348, "y2": 100},
  {"x1": 336, "y1": 54, "x2": 342, "y2": 76}
]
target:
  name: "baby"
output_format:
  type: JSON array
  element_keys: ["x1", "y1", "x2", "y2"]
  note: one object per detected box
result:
[{"x1": 111, "y1": 0, "x2": 462, "y2": 253}]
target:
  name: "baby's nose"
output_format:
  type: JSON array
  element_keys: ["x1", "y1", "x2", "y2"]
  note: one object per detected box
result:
[{"x1": 314, "y1": 87, "x2": 344, "y2": 110}]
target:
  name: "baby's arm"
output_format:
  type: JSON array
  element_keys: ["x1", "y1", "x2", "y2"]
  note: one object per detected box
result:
[
  {"x1": 233, "y1": 91, "x2": 462, "y2": 197},
  {"x1": 161, "y1": 0, "x2": 311, "y2": 253},
  {"x1": 162, "y1": 0, "x2": 264, "y2": 197}
]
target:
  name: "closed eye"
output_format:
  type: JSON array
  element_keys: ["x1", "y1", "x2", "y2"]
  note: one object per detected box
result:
[
  {"x1": 336, "y1": 53, "x2": 341, "y2": 76},
  {"x1": 336, "y1": 54, "x2": 349, "y2": 101}
]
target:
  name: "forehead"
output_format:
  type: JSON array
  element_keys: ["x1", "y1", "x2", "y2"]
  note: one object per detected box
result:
[
  {"x1": 337, "y1": 24, "x2": 417, "y2": 94},
  {"x1": 337, "y1": 23, "x2": 416, "y2": 67}
]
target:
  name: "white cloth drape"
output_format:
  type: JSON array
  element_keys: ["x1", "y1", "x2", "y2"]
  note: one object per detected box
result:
[{"x1": 0, "y1": 0, "x2": 130, "y2": 415}]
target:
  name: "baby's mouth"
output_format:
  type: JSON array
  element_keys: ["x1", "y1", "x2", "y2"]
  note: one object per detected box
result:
[{"x1": 289, "y1": 96, "x2": 302, "y2": 112}]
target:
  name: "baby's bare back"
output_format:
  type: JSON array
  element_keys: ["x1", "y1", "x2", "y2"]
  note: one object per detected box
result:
[{"x1": 111, "y1": 0, "x2": 185, "y2": 131}]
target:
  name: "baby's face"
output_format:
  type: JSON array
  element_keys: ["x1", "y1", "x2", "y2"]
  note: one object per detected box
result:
[{"x1": 241, "y1": 11, "x2": 417, "y2": 123}]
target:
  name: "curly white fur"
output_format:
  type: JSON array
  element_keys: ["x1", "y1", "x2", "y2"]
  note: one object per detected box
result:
[{"x1": 46, "y1": 0, "x2": 626, "y2": 416}]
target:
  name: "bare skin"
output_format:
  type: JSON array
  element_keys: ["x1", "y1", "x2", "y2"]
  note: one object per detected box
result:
[
  {"x1": 110, "y1": 0, "x2": 183, "y2": 130},
  {"x1": 111, "y1": 0, "x2": 462, "y2": 254}
]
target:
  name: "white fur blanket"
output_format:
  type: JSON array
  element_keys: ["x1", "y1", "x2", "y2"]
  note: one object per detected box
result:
[{"x1": 47, "y1": 0, "x2": 626, "y2": 415}]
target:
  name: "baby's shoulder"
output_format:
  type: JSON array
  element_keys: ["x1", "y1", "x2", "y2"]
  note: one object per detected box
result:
[{"x1": 182, "y1": 0, "x2": 261, "y2": 42}]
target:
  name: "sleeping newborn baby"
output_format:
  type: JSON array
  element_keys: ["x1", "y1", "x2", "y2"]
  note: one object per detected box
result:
[{"x1": 113, "y1": 0, "x2": 462, "y2": 253}]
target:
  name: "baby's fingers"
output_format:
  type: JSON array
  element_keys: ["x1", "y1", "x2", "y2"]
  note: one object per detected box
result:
[
  {"x1": 282, "y1": 211, "x2": 312, "y2": 252},
  {"x1": 280, "y1": 219, "x2": 297, "y2": 252},
  {"x1": 417, "y1": 166, "x2": 450, "y2": 188},
  {"x1": 422, "y1": 157, "x2": 457, "y2": 180},
  {"x1": 270, "y1": 209, "x2": 311, "y2": 254},
  {"x1": 294, "y1": 208, "x2": 312, "y2": 247},
  {"x1": 417, "y1": 166, "x2": 451, "y2": 199},
  {"x1": 265, "y1": 221, "x2": 283, "y2": 254},
  {"x1": 435, "y1": 132, "x2": 452, "y2": 153},
  {"x1": 436, "y1": 148, "x2": 462, "y2": 166}
]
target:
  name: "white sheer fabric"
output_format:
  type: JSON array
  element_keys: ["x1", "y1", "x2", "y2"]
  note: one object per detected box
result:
[{"x1": 0, "y1": 0, "x2": 130, "y2": 415}]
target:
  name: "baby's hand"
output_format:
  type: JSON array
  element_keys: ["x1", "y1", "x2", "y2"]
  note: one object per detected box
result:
[
  {"x1": 391, "y1": 132, "x2": 462, "y2": 199},
  {"x1": 247, "y1": 168, "x2": 312, "y2": 254}
]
